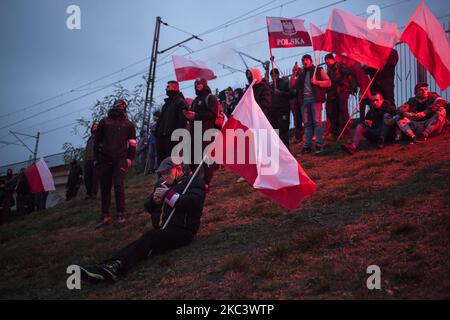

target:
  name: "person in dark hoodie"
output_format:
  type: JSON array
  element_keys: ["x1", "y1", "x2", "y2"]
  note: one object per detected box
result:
[
  {"x1": 155, "y1": 81, "x2": 189, "y2": 166},
  {"x1": 76, "y1": 156, "x2": 206, "y2": 282},
  {"x1": 246, "y1": 68, "x2": 272, "y2": 115},
  {"x1": 183, "y1": 78, "x2": 219, "y2": 192},
  {"x1": 268, "y1": 68, "x2": 292, "y2": 150},
  {"x1": 66, "y1": 159, "x2": 83, "y2": 201},
  {"x1": 84, "y1": 122, "x2": 98, "y2": 200},
  {"x1": 341, "y1": 92, "x2": 396, "y2": 155},
  {"x1": 94, "y1": 99, "x2": 136, "y2": 228}
]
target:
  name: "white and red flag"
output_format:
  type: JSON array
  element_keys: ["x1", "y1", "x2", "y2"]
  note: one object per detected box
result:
[
  {"x1": 400, "y1": 2, "x2": 450, "y2": 90},
  {"x1": 209, "y1": 80, "x2": 316, "y2": 210},
  {"x1": 324, "y1": 8, "x2": 399, "y2": 69},
  {"x1": 310, "y1": 23, "x2": 329, "y2": 52},
  {"x1": 266, "y1": 17, "x2": 311, "y2": 48},
  {"x1": 24, "y1": 158, "x2": 55, "y2": 194},
  {"x1": 172, "y1": 56, "x2": 217, "y2": 82}
]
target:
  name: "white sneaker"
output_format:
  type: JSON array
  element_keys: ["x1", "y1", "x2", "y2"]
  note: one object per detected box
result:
[{"x1": 236, "y1": 177, "x2": 246, "y2": 183}]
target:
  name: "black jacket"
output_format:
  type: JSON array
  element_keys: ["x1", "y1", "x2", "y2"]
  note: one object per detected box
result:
[
  {"x1": 67, "y1": 164, "x2": 83, "y2": 187},
  {"x1": 144, "y1": 174, "x2": 206, "y2": 235},
  {"x1": 156, "y1": 92, "x2": 189, "y2": 138},
  {"x1": 253, "y1": 80, "x2": 272, "y2": 115},
  {"x1": 365, "y1": 100, "x2": 396, "y2": 128},
  {"x1": 294, "y1": 66, "x2": 327, "y2": 105},
  {"x1": 94, "y1": 109, "x2": 136, "y2": 162},
  {"x1": 191, "y1": 86, "x2": 218, "y2": 132},
  {"x1": 270, "y1": 77, "x2": 292, "y2": 114}
]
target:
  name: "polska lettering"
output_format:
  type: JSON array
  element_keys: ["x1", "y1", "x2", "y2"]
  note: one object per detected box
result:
[{"x1": 276, "y1": 37, "x2": 306, "y2": 46}]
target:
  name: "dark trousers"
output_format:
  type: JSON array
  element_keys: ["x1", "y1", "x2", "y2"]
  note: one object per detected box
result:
[
  {"x1": 36, "y1": 191, "x2": 48, "y2": 211},
  {"x1": 292, "y1": 99, "x2": 303, "y2": 140},
  {"x1": 84, "y1": 160, "x2": 98, "y2": 197},
  {"x1": 66, "y1": 185, "x2": 80, "y2": 201},
  {"x1": 18, "y1": 193, "x2": 35, "y2": 215},
  {"x1": 326, "y1": 93, "x2": 350, "y2": 135},
  {"x1": 156, "y1": 136, "x2": 178, "y2": 167},
  {"x1": 97, "y1": 159, "x2": 127, "y2": 215},
  {"x1": 267, "y1": 110, "x2": 290, "y2": 150},
  {"x1": 147, "y1": 142, "x2": 157, "y2": 172},
  {"x1": 112, "y1": 227, "x2": 194, "y2": 273}
]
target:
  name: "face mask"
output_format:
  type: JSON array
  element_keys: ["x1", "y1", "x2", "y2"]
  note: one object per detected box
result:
[{"x1": 166, "y1": 90, "x2": 177, "y2": 98}]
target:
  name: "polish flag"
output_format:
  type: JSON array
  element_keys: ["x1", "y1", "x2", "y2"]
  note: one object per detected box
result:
[
  {"x1": 172, "y1": 56, "x2": 217, "y2": 82},
  {"x1": 266, "y1": 17, "x2": 311, "y2": 48},
  {"x1": 209, "y1": 80, "x2": 316, "y2": 210},
  {"x1": 324, "y1": 8, "x2": 400, "y2": 69},
  {"x1": 310, "y1": 23, "x2": 330, "y2": 52},
  {"x1": 400, "y1": 2, "x2": 450, "y2": 90},
  {"x1": 24, "y1": 159, "x2": 55, "y2": 194}
]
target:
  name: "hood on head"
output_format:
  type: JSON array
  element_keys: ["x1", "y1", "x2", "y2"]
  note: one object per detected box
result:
[{"x1": 248, "y1": 68, "x2": 262, "y2": 85}]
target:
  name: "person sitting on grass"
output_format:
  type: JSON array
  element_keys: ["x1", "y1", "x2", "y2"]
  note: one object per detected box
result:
[
  {"x1": 76, "y1": 156, "x2": 206, "y2": 282},
  {"x1": 383, "y1": 82, "x2": 447, "y2": 144},
  {"x1": 341, "y1": 92, "x2": 396, "y2": 155}
]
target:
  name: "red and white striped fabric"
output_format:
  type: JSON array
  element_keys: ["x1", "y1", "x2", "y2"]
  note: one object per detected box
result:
[
  {"x1": 210, "y1": 81, "x2": 316, "y2": 210},
  {"x1": 266, "y1": 17, "x2": 311, "y2": 48},
  {"x1": 401, "y1": 2, "x2": 450, "y2": 90},
  {"x1": 310, "y1": 23, "x2": 330, "y2": 52},
  {"x1": 172, "y1": 56, "x2": 216, "y2": 82},
  {"x1": 324, "y1": 8, "x2": 400, "y2": 69},
  {"x1": 24, "y1": 159, "x2": 55, "y2": 194}
]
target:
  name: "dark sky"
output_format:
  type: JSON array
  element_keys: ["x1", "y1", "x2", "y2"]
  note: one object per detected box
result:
[{"x1": 0, "y1": 0, "x2": 449, "y2": 167}]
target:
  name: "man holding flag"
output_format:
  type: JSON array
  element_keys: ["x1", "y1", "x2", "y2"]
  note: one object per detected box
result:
[{"x1": 293, "y1": 54, "x2": 331, "y2": 155}]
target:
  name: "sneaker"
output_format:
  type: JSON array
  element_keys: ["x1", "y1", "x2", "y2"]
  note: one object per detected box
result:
[
  {"x1": 301, "y1": 147, "x2": 312, "y2": 155},
  {"x1": 117, "y1": 214, "x2": 126, "y2": 224},
  {"x1": 236, "y1": 177, "x2": 246, "y2": 183},
  {"x1": 79, "y1": 260, "x2": 123, "y2": 283},
  {"x1": 95, "y1": 215, "x2": 112, "y2": 230},
  {"x1": 204, "y1": 184, "x2": 210, "y2": 193},
  {"x1": 314, "y1": 145, "x2": 324, "y2": 155},
  {"x1": 341, "y1": 143, "x2": 356, "y2": 155}
]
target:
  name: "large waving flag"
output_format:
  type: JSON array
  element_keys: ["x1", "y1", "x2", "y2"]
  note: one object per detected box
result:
[
  {"x1": 209, "y1": 82, "x2": 316, "y2": 210},
  {"x1": 310, "y1": 23, "x2": 329, "y2": 52},
  {"x1": 24, "y1": 159, "x2": 55, "y2": 194},
  {"x1": 400, "y1": 2, "x2": 450, "y2": 90},
  {"x1": 266, "y1": 17, "x2": 312, "y2": 48},
  {"x1": 172, "y1": 56, "x2": 217, "y2": 82},
  {"x1": 324, "y1": 8, "x2": 400, "y2": 69}
]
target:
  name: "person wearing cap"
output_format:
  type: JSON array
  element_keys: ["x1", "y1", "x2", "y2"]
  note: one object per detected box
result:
[
  {"x1": 155, "y1": 81, "x2": 189, "y2": 167},
  {"x1": 387, "y1": 82, "x2": 447, "y2": 143},
  {"x1": 183, "y1": 78, "x2": 219, "y2": 192},
  {"x1": 324, "y1": 53, "x2": 356, "y2": 137},
  {"x1": 94, "y1": 99, "x2": 137, "y2": 227},
  {"x1": 293, "y1": 54, "x2": 331, "y2": 155},
  {"x1": 76, "y1": 156, "x2": 206, "y2": 282}
]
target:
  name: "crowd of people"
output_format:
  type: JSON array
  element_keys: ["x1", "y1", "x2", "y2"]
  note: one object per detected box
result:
[{"x1": 2, "y1": 48, "x2": 449, "y2": 281}]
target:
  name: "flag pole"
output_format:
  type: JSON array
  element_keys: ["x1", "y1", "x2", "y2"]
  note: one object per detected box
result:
[
  {"x1": 269, "y1": 46, "x2": 277, "y2": 89},
  {"x1": 336, "y1": 68, "x2": 380, "y2": 142},
  {"x1": 313, "y1": 51, "x2": 322, "y2": 79},
  {"x1": 161, "y1": 155, "x2": 206, "y2": 230}
]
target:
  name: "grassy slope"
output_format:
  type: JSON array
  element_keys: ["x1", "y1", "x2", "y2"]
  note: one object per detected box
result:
[{"x1": 1, "y1": 133, "x2": 449, "y2": 299}]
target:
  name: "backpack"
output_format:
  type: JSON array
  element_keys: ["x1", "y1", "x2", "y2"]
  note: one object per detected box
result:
[{"x1": 205, "y1": 94, "x2": 225, "y2": 129}]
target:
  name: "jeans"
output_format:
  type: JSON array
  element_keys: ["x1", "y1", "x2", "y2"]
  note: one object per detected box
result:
[
  {"x1": 301, "y1": 100, "x2": 324, "y2": 148},
  {"x1": 326, "y1": 93, "x2": 349, "y2": 135}
]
